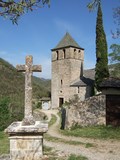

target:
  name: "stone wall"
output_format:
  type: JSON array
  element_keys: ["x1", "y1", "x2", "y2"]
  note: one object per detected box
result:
[
  {"x1": 78, "y1": 86, "x2": 93, "y2": 101},
  {"x1": 65, "y1": 95, "x2": 106, "y2": 128}
]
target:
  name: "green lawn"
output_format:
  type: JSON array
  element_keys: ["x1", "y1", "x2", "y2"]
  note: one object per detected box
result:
[
  {"x1": 0, "y1": 131, "x2": 9, "y2": 155},
  {"x1": 48, "y1": 114, "x2": 57, "y2": 127},
  {"x1": 61, "y1": 125, "x2": 120, "y2": 140},
  {"x1": 50, "y1": 113, "x2": 120, "y2": 140}
]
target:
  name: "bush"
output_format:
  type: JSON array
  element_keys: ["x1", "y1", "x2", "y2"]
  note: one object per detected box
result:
[
  {"x1": 0, "y1": 97, "x2": 24, "y2": 131},
  {"x1": 36, "y1": 101, "x2": 42, "y2": 109},
  {"x1": 0, "y1": 97, "x2": 10, "y2": 131}
]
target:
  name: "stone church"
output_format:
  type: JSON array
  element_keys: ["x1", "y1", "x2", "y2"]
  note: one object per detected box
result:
[{"x1": 51, "y1": 32, "x2": 94, "y2": 109}]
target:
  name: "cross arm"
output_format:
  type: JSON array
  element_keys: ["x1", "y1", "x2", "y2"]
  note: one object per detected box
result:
[
  {"x1": 32, "y1": 65, "x2": 42, "y2": 72},
  {"x1": 16, "y1": 65, "x2": 26, "y2": 72}
]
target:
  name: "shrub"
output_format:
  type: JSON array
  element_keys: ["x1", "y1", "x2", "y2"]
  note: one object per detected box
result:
[
  {"x1": 0, "y1": 97, "x2": 10, "y2": 131},
  {"x1": 35, "y1": 101, "x2": 42, "y2": 109}
]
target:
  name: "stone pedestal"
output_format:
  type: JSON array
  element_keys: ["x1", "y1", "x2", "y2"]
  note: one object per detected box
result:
[{"x1": 5, "y1": 121, "x2": 48, "y2": 160}]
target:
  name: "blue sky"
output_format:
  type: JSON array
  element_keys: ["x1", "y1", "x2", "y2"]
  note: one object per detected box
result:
[{"x1": 0, "y1": 0, "x2": 119, "y2": 79}]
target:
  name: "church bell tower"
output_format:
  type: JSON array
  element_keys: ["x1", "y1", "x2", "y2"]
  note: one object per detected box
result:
[{"x1": 51, "y1": 32, "x2": 84, "y2": 109}]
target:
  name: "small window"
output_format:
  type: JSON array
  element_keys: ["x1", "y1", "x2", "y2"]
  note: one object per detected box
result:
[
  {"x1": 56, "y1": 51, "x2": 59, "y2": 60},
  {"x1": 74, "y1": 49, "x2": 76, "y2": 52},
  {"x1": 63, "y1": 49, "x2": 65, "y2": 59},
  {"x1": 79, "y1": 50, "x2": 81, "y2": 53},
  {"x1": 61, "y1": 79, "x2": 63, "y2": 87}
]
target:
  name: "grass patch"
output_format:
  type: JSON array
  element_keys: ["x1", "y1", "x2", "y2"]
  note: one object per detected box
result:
[
  {"x1": 68, "y1": 154, "x2": 88, "y2": 160},
  {"x1": 43, "y1": 146, "x2": 88, "y2": 160},
  {"x1": 61, "y1": 125, "x2": 120, "y2": 140},
  {"x1": 49, "y1": 114, "x2": 57, "y2": 127},
  {"x1": 43, "y1": 145, "x2": 65, "y2": 160},
  {"x1": 0, "y1": 131, "x2": 9, "y2": 155},
  {"x1": 85, "y1": 143, "x2": 94, "y2": 148},
  {"x1": 43, "y1": 145, "x2": 53, "y2": 153},
  {"x1": 44, "y1": 134, "x2": 94, "y2": 147}
]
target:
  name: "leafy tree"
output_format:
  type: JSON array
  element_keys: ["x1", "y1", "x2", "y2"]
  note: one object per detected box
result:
[
  {"x1": 0, "y1": 97, "x2": 10, "y2": 131},
  {"x1": 0, "y1": 97, "x2": 23, "y2": 131},
  {"x1": 109, "y1": 44, "x2": 120, "y2": 77},
  {"x1": 0, "y1": 0, "x2": 50, "y2": 24},
  {"x1": 95, "y1": 1, "x2": 109, "y2": 90}
]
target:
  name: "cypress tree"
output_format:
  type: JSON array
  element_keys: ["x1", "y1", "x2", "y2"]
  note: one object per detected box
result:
[{"x1": 95, "y1": 0, "x2": 109, "y2": 90}]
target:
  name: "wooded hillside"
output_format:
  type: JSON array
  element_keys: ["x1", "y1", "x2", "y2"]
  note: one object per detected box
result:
[{"x1": 0, "y1": 58, "x2": 51, "y2": 130}]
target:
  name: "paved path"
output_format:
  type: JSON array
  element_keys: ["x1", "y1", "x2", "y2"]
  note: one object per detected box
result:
[{"x1": 43, "y1": 109, "x2": 120, "y2": 160}]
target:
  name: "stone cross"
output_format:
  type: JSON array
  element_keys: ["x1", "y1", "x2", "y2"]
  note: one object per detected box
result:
[{"x1": 16, "y1": 55, "x2": 42, "y2": 125}]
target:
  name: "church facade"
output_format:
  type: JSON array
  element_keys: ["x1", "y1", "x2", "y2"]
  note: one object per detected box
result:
[{"x1": 51, "y1": 33, "x2": 94, "y2": 109}]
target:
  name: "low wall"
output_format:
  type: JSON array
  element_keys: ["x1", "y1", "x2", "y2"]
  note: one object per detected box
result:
[{"x1": 66, "y1": 95, "x2": 106, "y2": 128}]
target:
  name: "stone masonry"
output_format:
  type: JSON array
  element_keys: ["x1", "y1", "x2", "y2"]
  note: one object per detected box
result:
[
  {"x1": 51, "y1": 33, "x2": 85, "y2": 109},
  {"x1": 65, "y1": 95, "x2": 106, "y2": 128}
]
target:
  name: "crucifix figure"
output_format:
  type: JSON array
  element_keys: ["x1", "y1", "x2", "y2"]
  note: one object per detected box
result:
[{"x1": 16, "y1": 55, "x2": 42, "y2": 125}]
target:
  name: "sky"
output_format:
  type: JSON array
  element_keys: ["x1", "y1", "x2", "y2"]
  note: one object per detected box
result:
[{"x1": 0, "y1": 0, "x2": 119, "y2": 79}]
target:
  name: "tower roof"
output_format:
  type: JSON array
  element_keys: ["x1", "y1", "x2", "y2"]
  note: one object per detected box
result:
[{"x1": 52, "y1": 32, "x2": 84, "y2": 51}]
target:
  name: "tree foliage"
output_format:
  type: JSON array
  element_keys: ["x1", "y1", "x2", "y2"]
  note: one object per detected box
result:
[
  {"x1": 109, "y1": 44, "x2": 120, "y2": 77},
  {"x1": 87, "y1": 0, "x2": 100, "y2": 11},
  {"x1": 0, "y1": 0, "x2": 50, "y2": 23},
  {"x1": 95, "y1": 1, "x2": 109, "y2": 90},
  {"x1": 109, "y1": 44, "x2": 120, "y2": 63},
  {"x1": 112, "y1": 5, "x2": 120, "y2": 38},
  {"x1": 0, "y1": 97, "x2": 10, "y2": 131},
  {"x1": 88, "y1": 0, "x2": 120, "y2": 38},
  {"x1": 0, "y1": 97, "x2": 24, "y2": 131}
]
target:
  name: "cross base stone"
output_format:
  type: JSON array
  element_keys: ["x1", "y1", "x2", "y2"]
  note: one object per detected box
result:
[
  {"x1": 22, "y1": 116, "x2": 35, "y2": 126},
  {"x1": 10, "y1": 135, "x2": 43, "y2": 160},
  {"x1": 5, "y1": 121, "x2": 48, "y2": 160}
]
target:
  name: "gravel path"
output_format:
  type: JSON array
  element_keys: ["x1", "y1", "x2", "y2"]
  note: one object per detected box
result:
[{"x1": 43, "y1": 109, "x2": 120, "y2": 160}]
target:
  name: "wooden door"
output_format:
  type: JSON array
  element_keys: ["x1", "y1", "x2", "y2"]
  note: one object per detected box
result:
[{"x1": 106, "y1": 95, "x2": 120, "y2": 126}]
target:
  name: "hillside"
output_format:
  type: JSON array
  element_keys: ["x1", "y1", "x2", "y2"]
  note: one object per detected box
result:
[
  {"x1": 0, "y1": 58, "x2": 51, "y2": 99},
  {"x1": 0, "y1": 58, "x2": 51, "y2": 130},
  {"x1": 32, "y1": 76, "x2": 51, "y2": 98}
]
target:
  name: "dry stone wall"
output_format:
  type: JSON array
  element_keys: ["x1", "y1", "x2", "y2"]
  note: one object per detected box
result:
[{"x1": 66, "y1": 95, "x2": 106, "y2": 128}]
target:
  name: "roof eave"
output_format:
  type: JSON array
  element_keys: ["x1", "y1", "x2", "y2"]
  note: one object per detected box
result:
[
  {"x1": 51, "y1": 45, "x2": 84, "y2": 51},
  {"x1": 100, "y1": 86, "x2": 120, "y2": 89},
  {"x1": 70, "y1": 84, "x2": 87, "y2": 87}
]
